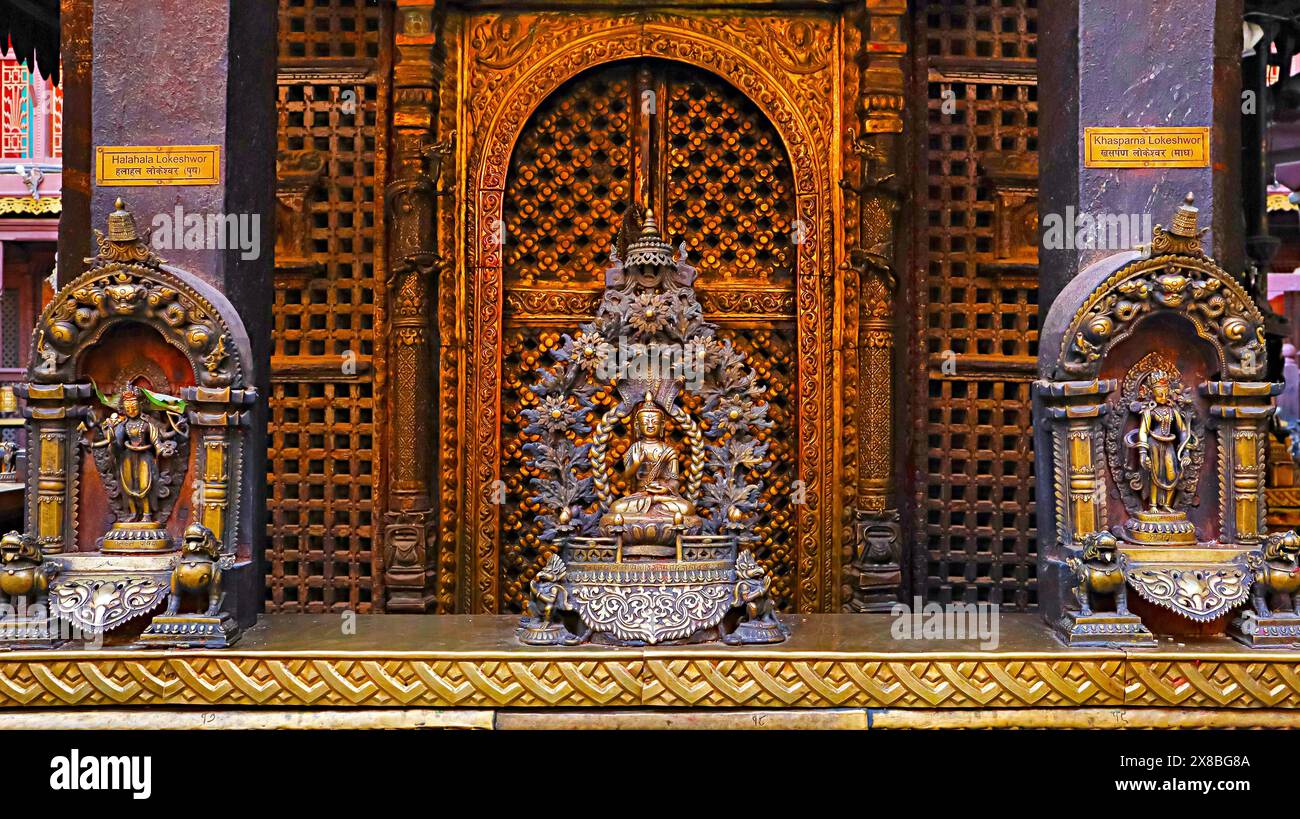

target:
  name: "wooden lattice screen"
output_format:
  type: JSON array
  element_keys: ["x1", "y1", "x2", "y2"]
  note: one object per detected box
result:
[
  {"x1": 267, "y1": 0, "x2": 388, "y2": 612},
  {"x1": 911, "y1": 0, "x2": 1040, "y2": 609}
]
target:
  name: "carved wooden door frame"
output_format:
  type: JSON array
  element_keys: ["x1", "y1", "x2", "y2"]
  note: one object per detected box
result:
[
  {"x1": 378, "y1": 2, "x2": 909, "y2": 614},
  {"x1": 458, "y1": 13, "x2": 840, "y2": 613}
]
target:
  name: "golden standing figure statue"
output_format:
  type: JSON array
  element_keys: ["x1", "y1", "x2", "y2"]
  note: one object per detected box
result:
[
  {"x1": 1121, "y1": 367, "x2": 1198, "y2": 546},
  {"x1": 600, "y1": 395, "x2": 702, "y2": 548},
  {"x1": 91, "y1": 386, "x2": 178, "y2": 523},
  {"x1": 1130, "y1": 371, "x2": 1193, "y2": 512}
]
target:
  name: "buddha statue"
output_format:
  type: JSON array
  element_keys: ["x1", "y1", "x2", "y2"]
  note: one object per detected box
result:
[{"x1": 600, "y1": 395, "x2": 702, "y2": 551}]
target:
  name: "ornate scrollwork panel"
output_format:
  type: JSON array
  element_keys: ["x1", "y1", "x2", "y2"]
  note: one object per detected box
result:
[
  {"x1": 33, "y1": 258, "x2": 244, "y2": 390},
  {"x1": 570, "y1": 575, "x2": 734, "y2": 645},
  {"x1": 1057, "y1": 255, "x2": 1267, "y2": 382},
  {"x1": 1126, "y1": 564, "x2": 1252, "y2": 622},
  {"x1": 49, "y1": 574, "x2": 169, "y2": 635}
]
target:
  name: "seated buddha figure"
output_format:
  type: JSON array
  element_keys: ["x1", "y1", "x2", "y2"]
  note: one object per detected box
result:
[{"x1": 600, "y1": 395, "x2": 703, "y2": 551}]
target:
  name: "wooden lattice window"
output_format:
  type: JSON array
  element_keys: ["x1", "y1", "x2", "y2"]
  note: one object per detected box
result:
[
  {"x1": 912, "y1": 0, "x2": 1040, "y2": 610},
  {"x1": 1, "y1": 290, "x2": 19, "y2": 369},
  {"x1": 278, "y1": 0, "x2": 383, "y2": 62},
  {"x1": 268, "y1": 0, "x2": 385, "y2": 612},
  {"x1": 499, "y1": 60, "x2": 800, "y2": 612}
]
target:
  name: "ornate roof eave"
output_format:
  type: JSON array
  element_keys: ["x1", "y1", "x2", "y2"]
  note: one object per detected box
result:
[{"x1": 0, "y1": 196, "x2": 61, "y2": 216}]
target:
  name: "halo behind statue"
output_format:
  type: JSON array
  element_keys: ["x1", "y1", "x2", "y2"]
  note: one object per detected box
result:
[{"x1": 516, "y1": 205, "x2": 785, "y2": 647}]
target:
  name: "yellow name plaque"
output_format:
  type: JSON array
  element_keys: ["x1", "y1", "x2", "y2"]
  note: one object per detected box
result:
[
  {"x1": 95, "y1": 145, "x2": 221, "y2": 186},
  {"x1": 1084, "y1": 127, "x2": 1210, "y2": 168}
]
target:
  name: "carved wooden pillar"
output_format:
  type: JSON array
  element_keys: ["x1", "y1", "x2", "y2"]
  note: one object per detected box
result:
[
  {"x1": 183, "y1": 386, "x2": 258, "y2": 545},
  {"x1": 1204, "y1": 382, "x2": 1281, "y2": 546},
  {"x1": 382, "y1": 1, "x2": 445, "y2": 612},
  {"x1": 58, "y1": 0, "x2": 93, "y2": 289},
  {"x1": 843, "y1": 0, "x2": 906, "y2": 612},
  {"x1": 16, "y1": 383, "x2": 90, "y2": 554}
]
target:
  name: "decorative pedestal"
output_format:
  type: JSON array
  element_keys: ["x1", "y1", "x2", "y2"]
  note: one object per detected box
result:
[
  {"x1": 516, "y1": 621, "x2": 578, "y2": 647},
  {"x1": 1057, "y1": 611, "x2": 1155, "y2": 647},
  {"x1": 138, "y1": 613, "x2": 239, "y2": 649},
  {"x1": 519, "y1": 536, "x2": 787, "y2": 647},
  {"x1": 566, "y1": 538, "x2": 735, "y2": 646},
  {"x1": 725, "y1": 617, "x2": 788, "y2": 646},
  {"x1": 0, "y1": 614, "x2": 58, "y2": 650},
  {"x1": 47, "y1": 553, "x2": 171, "y2": 636},
  {"x1": 1122, "y1": 547, "x2": 1254, "y2": 623},
  {"x1": 1122, "y1": 511, "x2": 1196, "y2": 546},
  {"x1": 1229, "y1": 612, "x2": 1300, "y2": 648},
  {"x1": 101, "y1": 522, "x2": 173, "y2": 553}
]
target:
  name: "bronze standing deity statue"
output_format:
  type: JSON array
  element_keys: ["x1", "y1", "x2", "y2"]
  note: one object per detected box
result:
[
  {"x1": 91, "y1": 386, "x2": 178, "y2": 522},
  {"x1": 1110, "y1": 355, "x2": 1201, "y2": 546},
  {"x1": 85, "y1": 383, "x2": 189, "y2": 551},
  {"x1": 1129, "y1": 370, "x2": 1194, "y2": 513}
]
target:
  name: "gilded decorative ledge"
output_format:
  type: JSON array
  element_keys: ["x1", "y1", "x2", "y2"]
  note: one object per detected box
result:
[{"x1": 0, "y1": 615, "x2": 1298, "y2": 710}]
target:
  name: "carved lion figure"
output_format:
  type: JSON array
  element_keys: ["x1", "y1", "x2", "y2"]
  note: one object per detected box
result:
[
  {"x1": 525, "y1": 554, "x2": 572, "y2": 626},
  {"x1": 1067, "y1": 531, "x2": 1131, "y2": 617},
  {"x1": 0, "y1": 531, "x2": 55, "y2": 608},
  {"x1": 1251, "y1": 531, "x2": 1300, "y2": 618},
  {"x1": 721, "y1": 549, "x2": 784, "y2": 646},
  {"x1": 166, "y1": 523, "x2": 226, "y2": 617}
]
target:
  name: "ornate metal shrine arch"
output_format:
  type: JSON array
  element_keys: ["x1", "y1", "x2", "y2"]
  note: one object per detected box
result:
[
  {"x1": 1052, "y1": 255, "x2": 1267, "y2": 382},
  {"x1": 31, "y1": 242, "x2": 248, "y2": 392},
  {"x1": 23, "y1": 203, "x2": 256, "y2": 555},
  {"x1": 459, "y1": 13, "x2": 839, "y2": 614}
]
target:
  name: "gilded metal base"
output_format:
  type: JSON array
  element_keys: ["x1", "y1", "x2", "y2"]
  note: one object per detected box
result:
[
  {"x1": 1056, "y1": 610, "x2": 1155, "y2": 648},
  {"x1": 520, "y1": 536, "x2": 783, "y2": 647},
  {"x1": 138, "y1": 613, "x2": 239, "y2": 649},
  {"x1": 565, "y1": 555, "x2": 737, "y2": 646},
  {"x1": 1228, "y1": 612, "x2": 1300, "y2": 648},
  {"x1": 100, "y1": 522, "x2": 174, "y2": 553}
]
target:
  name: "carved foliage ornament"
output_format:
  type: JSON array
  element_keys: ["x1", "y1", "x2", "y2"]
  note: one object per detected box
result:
[
  {"x1": 1127, "y1": 564, "x2": 1252, "y2": 622},
  {"x1": 1058, "y1": 197, "x2": 1265, "y2": 381},
  {"x1": 49, "y1": 576, "x2": 169, "y2": 635},
  {"x1": 31, "y1": 200, "x2": 244, "y2": 389},
  {"x1": 521, "y1": 213, "x2": 774, "y2": 546},
  {"x1": 570, "y1": 581, "x2": 734, "y2": 645}
]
